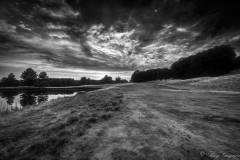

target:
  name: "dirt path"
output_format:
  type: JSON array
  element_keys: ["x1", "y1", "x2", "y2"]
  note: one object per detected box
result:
[{"x1": 88, "y1": 82, "x2": 240, "y2": 160}]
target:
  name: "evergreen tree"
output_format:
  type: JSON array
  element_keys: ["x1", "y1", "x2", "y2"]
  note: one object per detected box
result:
[
  {"x1": 0, "y1": 73, "x2": 18, "y2": 87},
  {"x1": 38, "y1": 71, "x2": 49, "y2": 87},
  {"x1": 20, "y1": 68, "x2": 38, "y2": 86}
]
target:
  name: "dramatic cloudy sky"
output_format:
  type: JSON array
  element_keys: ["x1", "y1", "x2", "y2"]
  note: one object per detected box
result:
[{"x1": 0, "y1": 0, "x2": 240, "y2": 80}]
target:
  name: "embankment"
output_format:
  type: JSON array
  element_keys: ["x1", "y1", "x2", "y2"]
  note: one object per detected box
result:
[{"x1": 0, "y1": 87, "x2": 123, "y2": 159}]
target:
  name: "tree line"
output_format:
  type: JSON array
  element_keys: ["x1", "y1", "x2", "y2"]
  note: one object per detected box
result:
[
  {"x1": 131, "y1": 45, "x2": 240, "y2": 82},
  {"x1": 77, "y1": 75, "x2": 128, "y2": 86},
  {"x1": 0, "y1": 68, "x2": 128, "y2": 87}
]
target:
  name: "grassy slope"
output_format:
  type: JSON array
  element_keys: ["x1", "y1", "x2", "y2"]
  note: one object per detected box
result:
[
  {"x1": 89, "y1": 84, "x2": 240, "y2": 160},
  {"x1": 0, "y1": 88, "x2": 123, "y2": 160},
  {"x1": 0, "y1": 71, "x2": 240, "y2": 160}
]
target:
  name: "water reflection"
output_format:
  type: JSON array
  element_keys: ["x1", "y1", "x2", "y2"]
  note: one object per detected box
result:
[
  {"x1": 0, "y1": 90, "x2": 80, "y2": 113},
  {"x1": 37, "y1": 94, "x2": 48, "y2": 104},
  {"x1": 0, "y1": 92, "x2": 18, "y2": 105},
  {"x1": 20, "y1": 92, "x2": 37, "y2": 107}
]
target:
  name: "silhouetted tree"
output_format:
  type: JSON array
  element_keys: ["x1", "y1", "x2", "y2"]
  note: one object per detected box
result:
[
  {"x1": 101, "y1": 75, "x2": 113, "y2": 84},
  {"x1": 130, "y1": 70, "x2": 146, "y2": 82},
  {"x1": 171, "y1": 56, "x2": 193, "y2": 79},
  {"x1": 115, "y1": 76, "x2": 121, "y2": 83},
  {"x1": 79, "y1": 77, "x2": 87, "y2": 85},
  {"x1": 38, "y1": 71, "x2": 49, "y2": 87},
  {"x1": 8, "y1": 73, "x2": 15, "y2": 79},
  {"x1": 130, "y1": 70, "x2": 140, "y2": 82},
  {"x1": 162, "y1": 68, "x2": 171, "y2": 81},
  {"x1": 39, "y1": 72, "x2": 48, "y2": 79},
  {"x1": 0, "y1": 73, "x2": 18, "y2": 87},
  {"x1": 131, "y1": 45, "x2": 237, "y2": 82},
  {"x1": 114, "y1": 76, "x2": 128, "y2": 84},
  {"x1": 130, "y1": 68, "x2": 171, "y2": 82},
  {"x1": 171, "y1": 45, "x2": 237, "y2": 79},
  {"x1": 20, "y1": 68, "x2": 38, "y2": 86},
  {"x1": 48, "y1": 78, "x2": 75, "y2": 87},
  {"x1": 236, "y1": 56, "x2": 240, "y2": 69},
  {"x1": 78, "y1": 76, "x2": 127, "y2": 85},
  {"x1": 86, "y1": 78, "x2": 91, "y2": 85}
]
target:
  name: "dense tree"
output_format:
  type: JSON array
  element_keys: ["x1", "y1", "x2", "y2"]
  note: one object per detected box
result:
[
  {"x1": 171, "y1": 45, "x2": 237, "y2": 79},
  {"x1": 131, "y1": 45, "x2": 238, "y2": 82},
  {"x1": 1, "y1": 69, "x2": 128, "y2": 87},
  {"x1": 171, "y1": 56, "x2": 193, "y2": 79},
  {"x1": 8, "y1": 73, "x2": 15, "y2": 79},
  {"x1": 86, "y1": 78, "x2": 91, "y2": 85},
  {"x1": 0, "y1": 73, "x2": 18, "y2": 87},
  {"x1": 114, "y1": 76, "x2": 128, "y2": 84},
  {"x1": 78, "y1": 75, "x2": 127, "y2": 85},
  {"x1": 115, "y1": 76, "x2": 121, "y2": 83},
  {"x1": 48, "y1": 78, "x2": 75, "y2": 87},
  {"x1": 39, "y1": 72, "x2": 48, "y2": 79},
  {"x1": 101, "y1": 75, "x2": 113, "y2": 84},
  {"x1": 79, "y1": 77, "x2": 87, "y2": 85},
  {"x1": 131, "y1": 70, "x2": 140, "y2": 82},
  {"x1": 20, "y1": 68, "x2": 38, "y2": 86},
  {"x1": 38, "y1": 71, "x2": 49, "y2": 87},
  {"x1": 236, "y1": 56, "x2": 240, "y2": 69},
  {"x1": 130, "y1": 68, "x2": 172, "y2": 82}
]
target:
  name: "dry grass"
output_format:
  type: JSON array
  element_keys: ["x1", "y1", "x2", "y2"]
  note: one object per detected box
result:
[
  {"x1": 88, "y1": 73, "x2": 240, "y2": 160},
  {"x1": 0, "y1": 88, "x2": 123, "y2": 160},
  {"x1": 1, "y1": 71, "x2": 240, "y2": 160}
]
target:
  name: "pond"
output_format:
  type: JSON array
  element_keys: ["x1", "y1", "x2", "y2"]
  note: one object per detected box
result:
[{"x1": 0, "y1": 89, "x2": 89, "y2": 113}]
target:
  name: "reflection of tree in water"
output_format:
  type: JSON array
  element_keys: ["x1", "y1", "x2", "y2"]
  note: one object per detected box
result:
[
  {"x1": 43, "y1": 90, "x2": 75, "y2": 95},
  {"x1": 37, "y1": 94, "x2": 48, "y2": 104},
  {"x1": 6, "y1": 96, "x2": 15, "y2": 106},
  {"x1": 1, "y1": 89, "x2": 81, "y2": 108},
  {"x1": 0, "y1": 92, "x2": 18, "y2": 106},
  {"x1": 20, "y1": 93, "x2": 37, "y2": 107}
]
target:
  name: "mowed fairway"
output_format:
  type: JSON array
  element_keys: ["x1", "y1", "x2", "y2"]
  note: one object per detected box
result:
[{"x1": 90, "y1": 74, "x2": 240, "y2": 160}]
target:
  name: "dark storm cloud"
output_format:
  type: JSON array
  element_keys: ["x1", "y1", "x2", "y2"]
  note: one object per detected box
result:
[
  {"x1": 0, "y1": 0, "x2": 240, "y2": 79},
  {"x1": 66, "y1": 0, "x2": 240, "y2": 50}
]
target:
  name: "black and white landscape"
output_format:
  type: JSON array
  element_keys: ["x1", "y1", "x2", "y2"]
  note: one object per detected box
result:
[{"x1": 0, "y1": 0, "x2": 240, "y2": 160}]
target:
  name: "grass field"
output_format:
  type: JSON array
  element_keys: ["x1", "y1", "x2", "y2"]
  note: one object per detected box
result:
[
  {"x1": 0, "y1": 88, "x2": 123, "y2": 159},
  {"x1": 0, "y1": 71, "x2": 240, "y2": 160}
]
